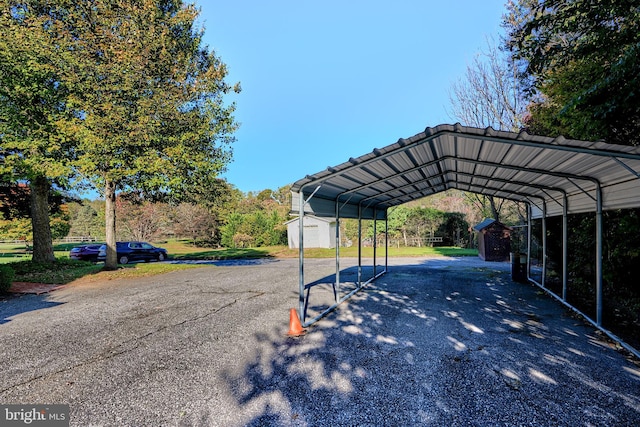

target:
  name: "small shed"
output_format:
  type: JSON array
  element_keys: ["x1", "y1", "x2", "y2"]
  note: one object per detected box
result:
[
  {"x1": 286, "y1": 216, "x2": 337, "y2": 249},
  {"x1": 473, "y1": 219, "x2": 512, "y2": 262}
]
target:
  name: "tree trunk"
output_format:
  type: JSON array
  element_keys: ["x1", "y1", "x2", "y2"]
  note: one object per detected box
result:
[
  {"x1": 489, "y1": 196, "x2": 500, "y2": 222},
  {"x1": 30, "y1": 175, "x2": 55, "y2": 263},
  {"x1": 104, "y1": 179, "x2": 118, "y2": 270}
]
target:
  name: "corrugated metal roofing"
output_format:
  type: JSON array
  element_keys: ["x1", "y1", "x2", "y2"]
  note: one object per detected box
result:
[
  {"x1": 473, "y1": 218, "x2": 497, "y2": 232},
  {"x1": 291, "y1": 124, "x2": 640, "y2": 220}
]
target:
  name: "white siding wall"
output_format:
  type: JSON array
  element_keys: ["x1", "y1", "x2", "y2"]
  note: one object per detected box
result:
[{"x1": 286, "y1": 217, "x2": 336, "y2": 249}]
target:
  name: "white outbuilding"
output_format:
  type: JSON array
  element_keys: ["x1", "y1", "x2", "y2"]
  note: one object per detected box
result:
[{"x1": 286, "y1": 216, "x2": 336, "y2": 249}]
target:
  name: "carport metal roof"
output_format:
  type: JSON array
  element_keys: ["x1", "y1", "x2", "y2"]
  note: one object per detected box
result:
[
  {"x1": 290, "y1": 124, "x2": 640, "y2": 352},
  {"x1": 291, "y1": 123, "x2": 640, "y2": 220}
]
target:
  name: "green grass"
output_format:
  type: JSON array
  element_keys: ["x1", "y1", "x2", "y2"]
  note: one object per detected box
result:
[
  {"x1": 165, "y1": 241, "x2": 478, "y2": 260},
  {"x1": 3, "y1": 240, "x2": 478, "y2": 262},
  {"x1": 6, "y1": 258, "x2": 208, "y2": 285},
  {"x1": 0, "y1": 240, "x2": 478, "y2": 287},
  {"x1": 75, "y1": 262, "x2": 209, "y2": 283},
  {"x1": 0, "y1": 242, "x2": 88, "y2": 264},
  {"x1": 0, "y1": 243, "x2": 32, "y2": 264},
  {"x1": 9, "y1": 258, "x2": 104, "y2": 284}
]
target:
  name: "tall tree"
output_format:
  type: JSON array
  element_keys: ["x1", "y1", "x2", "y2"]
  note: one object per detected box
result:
[
  {"x1": 448, "y1": 39, "x2": 527, "y2": 221},
  {"x1": 0, "y1": 3, "x2": 77, "y2": 261},
  {"x1": 388, "y1": 206, "x2": 411, "y2": 246},
  {"x1": 54, "y1": 1, "x2": 239, "y2": 269},
  {"x1": 116, "y1": 197, "x2": 168, "y2": 242},
  {"x1": 68, "y1": 203, "x2": 102, "y2": 238},
  {"x1": 505, "y1": 0, "x2": 640, "y2": 145},
  {"x1": 448, "y1": 38, "x2": 526, "y2": 132},
  {"x1": 172, "y1": 203, "x2": 218, "y2": 245}
]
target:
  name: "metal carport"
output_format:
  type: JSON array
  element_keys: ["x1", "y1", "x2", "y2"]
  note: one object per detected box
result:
[{"x1": 290, "y1": 123, "x2": 640, "y2": 351}]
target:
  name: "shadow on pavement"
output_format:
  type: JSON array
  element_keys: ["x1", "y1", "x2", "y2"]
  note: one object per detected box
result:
[
  {"x1": 222, "y1": 260, "x2": 640, "y2": 426},
  {"x1": 0, "y1": 294, "x2": 65, "y2": 325}
]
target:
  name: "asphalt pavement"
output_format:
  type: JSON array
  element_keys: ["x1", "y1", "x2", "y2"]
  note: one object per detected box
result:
[{"x1": 1, "y1": 257, "x2": 639, "y2": 426}]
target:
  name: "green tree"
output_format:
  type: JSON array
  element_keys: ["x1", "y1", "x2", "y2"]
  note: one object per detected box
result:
[
  {"x1": 50, "y1": 210, "x2": 71, "y2": 240},
  {"x1": 0, "y1": 217, "x2": 31, "y2": 240},
  {"x1": 0, "y1": 181, "x2": 74, "y2": 242},
  {"x1": 260, "y1": 209, "x2": 287, "y2": 246},
  {"x1": 403, "y1": 207, "x2": 445, "y2": 246},
  {"x1": 170, "y1": 203, "x2": 217, "y2": 245},
  {"x1": 68, "y1": 203, "x2": 102, "y2": 238},
  {"x1": 115, "y1": 197, "x2": 168, "y2": 242},
  {"x1": 388, "y1": 206, "x2": 411, "y2": 246},
  {"x1": 505, "y1": 0, "x2": 640, "y2": 144},
  {"x1": 207, "y1": 180, "x2": 243, "y2": 223},
  {"x1": 0, "y1": 3, "x2": 77, "y2": 261},
  {"x1": 220, "y1": 212, "x2": 244, "y2": 248},
  {"x1": 505, "y1": 1, "x2": 640, "y2": 342},
  {"x1": 438, "y1": 212, "x2": 469, "y2": 246},
  {"x1": 0, "y1": 182, "x2": 30, "y2": 219},
  {"x1": 53, "y1": 1, "x2": 239, "y2": 269}
]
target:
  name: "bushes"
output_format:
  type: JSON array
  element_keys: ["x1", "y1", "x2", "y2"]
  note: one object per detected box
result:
[
  {"x1": 0, "y1": 265, "x2": 15, "y2": 293},
  {"x1": 220, "y1": 211, "x2": 288, "y2": 248},
  {"x1": 544, "y1": 208, "x2": 640, "y2": 348}
]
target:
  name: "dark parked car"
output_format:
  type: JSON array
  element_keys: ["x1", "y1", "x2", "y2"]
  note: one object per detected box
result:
[
  {"x1": 69, "y1": 244, "x2": 102, "y2": 262},
  {"x1": 97, "y1": 241, "x2": 168, "y2": 265}
]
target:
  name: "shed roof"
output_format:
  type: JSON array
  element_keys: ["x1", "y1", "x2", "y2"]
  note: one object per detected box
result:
[
  {"x1": 291, "y1": 124, "x2": 640, "y2": 220},
  {"x1": 284, "y1": 215, "x2": 336, "y2": 225},
  {"x1": 473, "y1": 218, "x2": 511, "y2": 232}
]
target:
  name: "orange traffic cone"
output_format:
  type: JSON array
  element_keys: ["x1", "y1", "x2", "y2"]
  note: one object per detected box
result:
[{"x1": 287, "y1": 308, "x2": 307, "y2": 337}]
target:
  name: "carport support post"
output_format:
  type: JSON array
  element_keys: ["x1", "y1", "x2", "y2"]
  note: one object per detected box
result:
[
  {"x1": 385, "y1": 209, "x2": 389, "y2": 272},
  {"x1": 373, "y1": 208, "x2": 377, "y2": 278},
  {"x1": 358, "y1": 204, "x2": 362, "y2": 286},
  {"x1": 527, "y1": 203, "x2": 532, "y2": 281},
  {"x1": 298, "y1": 191, "x2": 305, "y2": 323},
  {"x1": 596, "y1": 186, "x2": 603, "y2": 326},
  {"x1": 542, "y1": 201, "x2": 547, "y2": 288},
  {"x1": 335, "y1": 201, "x2": 340, "y2": 303},
  {"x1": 562, "y1": 195, "x2": 568, "y2": 301}
]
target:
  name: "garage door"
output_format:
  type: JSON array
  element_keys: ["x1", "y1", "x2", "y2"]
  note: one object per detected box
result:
[{"x1": 304, "y1": 225, "x2": 320, "y2": 248}]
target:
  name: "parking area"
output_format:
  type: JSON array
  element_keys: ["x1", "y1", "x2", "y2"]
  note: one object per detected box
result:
[{"x1": 1, "y1": 257, "x2": 639, "y2": 426}]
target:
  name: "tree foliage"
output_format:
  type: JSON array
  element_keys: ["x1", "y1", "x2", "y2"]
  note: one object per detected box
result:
[
  {"x1": 0, "y1": 0, "x2": 240, "y2": 268},
  {"x1": 0, "y1": 217, "x2": 31, "y2": 240},
  {"x1": 0, "y1": 181, "x2": 73, "y2": 241},
  {"x1": 62, "y1": 1, "x2": 239, "y2": 190},
  {"x1": 448, "y1": 38, "x2": 526, "y2": 131},
  {"x1": 505, "y1": 0, "x2": 640, "y2": 144},
  {"x1": 67, "y1": 202, "x2": 103, "y2": 238},
  {"x1": 171, "y1": 203, "x2": 219, "y2": 246},
  {"x1": 115, "y1": 197, "x2": 169, "y2": 242},
  {"x1": 0, "y1": 182, "x2": 30, "y2": 219},
  {"x1": 375, "y1": 204, "x2": 470, "y2": 247},
  {"x1": 505, "y1": 1, "x2": 640, "y2": 344},
  {"x1": 219, "y1": 200, "x2": 289, "y2": 248},
  {"x1": 0, "y1": 2, "x2": 78, "y2": 261},
  {"x1": 2, "y1": 1, "x2": 239, "y2": 266},
  {"x1": 448, "y1": 38, "x2": 528, "y2": 223},
  {"x1": 42, "y1": 0, "x2": 238, "y2": 268}
]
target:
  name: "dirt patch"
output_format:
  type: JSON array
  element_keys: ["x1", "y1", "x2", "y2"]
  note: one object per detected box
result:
[{"x1": 9, "y1": 282, "x2": 67, "y2": 295}]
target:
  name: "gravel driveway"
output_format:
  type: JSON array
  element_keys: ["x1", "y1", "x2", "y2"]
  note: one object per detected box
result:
[{"x1": 1, "y1": 257, "x2": 639, "y2": 426}]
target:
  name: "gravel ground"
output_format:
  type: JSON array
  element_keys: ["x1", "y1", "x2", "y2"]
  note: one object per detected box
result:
[{"x1": 1, "y1": 257, "x2": 639, "y2": 426}]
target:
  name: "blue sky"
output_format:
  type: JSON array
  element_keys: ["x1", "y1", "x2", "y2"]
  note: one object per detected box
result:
[{"x1": 196, "y1": 1, "x2": 507, "y2": 194}]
